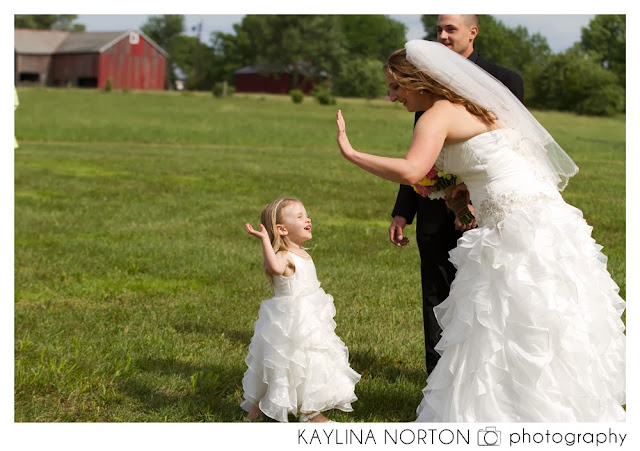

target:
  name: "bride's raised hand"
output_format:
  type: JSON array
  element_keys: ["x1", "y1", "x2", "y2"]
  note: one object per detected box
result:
[{"x1": 336, "y1": 110, "x2": 355, "y2": 159}]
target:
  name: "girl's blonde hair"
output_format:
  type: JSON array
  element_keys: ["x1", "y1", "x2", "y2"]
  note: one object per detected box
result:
[
  {"x1": 383, "y1": 48, "x2": 497, "y2": 126},
  {"x1": 259, "y1": 196, "x2": 302, "y2": 283}
]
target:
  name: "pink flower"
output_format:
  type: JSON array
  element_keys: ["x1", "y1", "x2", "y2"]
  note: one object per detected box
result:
[{"x1": 414, "y1": 183, "x2": 435, "y2": 198}]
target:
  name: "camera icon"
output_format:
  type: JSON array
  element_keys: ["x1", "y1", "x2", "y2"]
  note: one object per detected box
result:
[{"x1": 478, "y1": 426, "x2": 501, "y2": 446}]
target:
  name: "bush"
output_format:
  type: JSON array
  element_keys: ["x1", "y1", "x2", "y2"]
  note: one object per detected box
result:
[
  {"x1": 104, "y1": 77, "x2": 113, "y2": 93},
  {"x1": 311, "y1": 84, "x2": 336, "y2": 105},
  {"x1": 290, "y1": 89, "x2": 304, "y2": 104},
  {"x1": 212, "y1": 82, "x2": 223, "y2": 97},
  {"x1": 576, "y1": 84, "x2": 625, "y2": 116},
  {"x1": 331, "y1": 57, "x2": 387, "y2": 98},
  {"x1": 212, "y1": 81, "x2": 234, "y2": 98}
]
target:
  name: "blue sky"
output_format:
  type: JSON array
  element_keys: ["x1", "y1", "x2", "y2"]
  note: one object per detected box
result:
[{"x1": 76, "y1": 14, "x2": 595, "y2": 54}]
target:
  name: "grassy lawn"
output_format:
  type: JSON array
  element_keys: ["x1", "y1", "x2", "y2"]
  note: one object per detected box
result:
[{"x1": 13, "y1": 88, "x2": 625, "y2": 422}]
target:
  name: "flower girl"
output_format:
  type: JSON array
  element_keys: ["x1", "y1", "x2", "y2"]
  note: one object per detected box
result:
[{"x1": 241, "y1": 197, "x2": 360, "y2": 423}]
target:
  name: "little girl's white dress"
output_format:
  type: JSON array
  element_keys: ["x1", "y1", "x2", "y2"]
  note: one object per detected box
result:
[{"x1": 241, "y1": 252, "x2": 360, "y2": 422}]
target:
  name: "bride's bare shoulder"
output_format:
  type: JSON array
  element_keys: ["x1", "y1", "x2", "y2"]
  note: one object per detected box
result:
[{"x1": 425, "y1": 99, "x2": 495, "y2": 141}]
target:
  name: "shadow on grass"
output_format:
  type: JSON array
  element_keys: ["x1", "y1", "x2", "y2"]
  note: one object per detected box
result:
[
  {"x1": 173, "y1": 320, "x2": 254, "y2": 348},
  {"x1": 345, "y1": 349, "x2": 426, "y2": 422},
  {"x1": 138, "y1": 327, "x2": 427, "y2": 422},
  {"x1": 350, "y1": 348, "x2": 426, "y2": 385},
  {"x1": 120, "y1": 356, "x2": 246, "y2": 422}
]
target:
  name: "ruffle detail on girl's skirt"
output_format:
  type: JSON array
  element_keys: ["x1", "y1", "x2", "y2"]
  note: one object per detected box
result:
[{"x1": 241, "y1": 287, "x2": 360, "y2": 422}]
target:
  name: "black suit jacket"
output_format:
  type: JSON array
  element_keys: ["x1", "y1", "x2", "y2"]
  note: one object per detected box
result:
[
  {"x1": 391, "y1": 50, "x2": 524, "y2": 257},
  {"x1": 468, "y1": 51, "x2": 524, "y2": 102}
]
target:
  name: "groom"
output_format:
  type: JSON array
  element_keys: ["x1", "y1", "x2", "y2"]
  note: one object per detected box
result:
[{"x1": 389, "y1": 14, "x2": 524, "y2": 374}]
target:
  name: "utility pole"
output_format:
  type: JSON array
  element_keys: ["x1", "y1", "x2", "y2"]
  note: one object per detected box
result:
[{"x1": 192, "y1": 20, "x2": 203, "y2": 42}]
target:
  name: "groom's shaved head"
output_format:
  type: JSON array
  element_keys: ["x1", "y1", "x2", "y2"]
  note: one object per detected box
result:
[
  {"x1": 436, "y1": 15, "x2": 479, "y2": 58},
  {"x1": 459, "y1": 15, "x2": 479, "y2": 28},
  {"x1": 439, "y1": 14, "x2": 479, "y2": 29}
]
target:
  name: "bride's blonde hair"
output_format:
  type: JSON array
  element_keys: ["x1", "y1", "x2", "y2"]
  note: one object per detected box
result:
[{"x1": 383, "y1": 48, "x2": 497, "y2": 126}]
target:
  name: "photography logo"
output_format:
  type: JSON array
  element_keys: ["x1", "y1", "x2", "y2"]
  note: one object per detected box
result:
[{"x1": 477, "y1": 426, "x2": 501, "y2": 446}]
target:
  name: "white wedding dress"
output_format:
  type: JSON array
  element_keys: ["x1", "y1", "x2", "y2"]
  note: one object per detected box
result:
[
  {"x1": 415, "y1": 129, "x2": 626, "y2": 422},
  {"x1": 241, "y1": 252, "x2": 360, "y2": 422}
]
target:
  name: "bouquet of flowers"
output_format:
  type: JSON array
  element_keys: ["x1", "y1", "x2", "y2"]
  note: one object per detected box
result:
[{"x1": 412, "y1": 166, "x2": 475, "y2": 226}]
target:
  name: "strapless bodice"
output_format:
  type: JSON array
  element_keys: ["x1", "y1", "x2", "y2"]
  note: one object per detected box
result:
[{"x1": 438, "y1": 130, "x2": 562, "y2": 227}]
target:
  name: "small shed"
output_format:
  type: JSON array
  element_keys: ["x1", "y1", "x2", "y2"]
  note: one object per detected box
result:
[
  {"x1": 234, "y1": 62, "x2": 328, "y2": 95},
  {"x1": 14, "y1": 28, "x2": 168, "y2": 90}
]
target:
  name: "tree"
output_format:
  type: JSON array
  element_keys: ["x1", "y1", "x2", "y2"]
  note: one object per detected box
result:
[
  {"x1": 209, "y1": 30, "x2": 253, "y2": 85},
  {"x1": 141, "y1": 15, "x2": 185, "y2": 50},
  {"x1": 486, "y1": 22, "x2": 552, "y2": 105},
  {"x1": 420, "y1": 15, "x2": 438, "y2": 40},
  {"x1": 580, "y1": 15, "x2": 625, "y2": 87},
  {"x1": 532, "y1": 47, "x2": 624, "y2": 116},
  {"x1": 332, "y1": 57, "x2": 388, "y2": 98},
  {"x1": 141, "y1": 15, "x2": 185, "y2": 90},
  {"x1": 231, "y1": 15, "x2": 348, "y2": 89},
  {"x1": 474, "y1": 16, "x2": 552, "y2": 75},
  {"x1": 15, "y1": 14, "x2": 85, "y2": 31},
  {"x1": 215, "y1": 15, "x2": 407, "y2": 95},
  {"x1": 171, "y1": 35, "x2": 216, "y2": 91},
  {"x1": 329, "y1": 15, "x2": 406, "y2": 97},
  {"x1": 338, "y1": 15, "x2": 406, "y2": 61}
]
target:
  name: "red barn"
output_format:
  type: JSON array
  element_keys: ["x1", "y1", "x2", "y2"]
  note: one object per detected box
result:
[
  {"x1": 14, "y1": 28, "x2": 168, "y2": 90},
  {"x1": 234, "y1": 62, "x2": 328, "y2": 95}
]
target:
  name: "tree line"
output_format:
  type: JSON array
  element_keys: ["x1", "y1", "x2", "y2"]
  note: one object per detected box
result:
[{"x1": 15, "y1": 14, "x2": 625, "y2": 116}]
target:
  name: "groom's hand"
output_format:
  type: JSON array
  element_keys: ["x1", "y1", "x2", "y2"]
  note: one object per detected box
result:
[{"x1": 389, "y1": 216, "x2": 409, "y2": 247}]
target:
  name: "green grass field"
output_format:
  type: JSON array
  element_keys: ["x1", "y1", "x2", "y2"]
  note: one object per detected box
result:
[{"x1": 14, "y1": 88, "x2": 625, "y2": 422}]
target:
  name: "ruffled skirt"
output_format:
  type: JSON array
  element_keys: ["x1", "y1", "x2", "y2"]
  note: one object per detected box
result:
[
  {"x1": 416, "y1": 199, "x2": 626, "y2": 422},
  {"x1": 241, "y1": 287, "x2": 360, "y2": 422}
]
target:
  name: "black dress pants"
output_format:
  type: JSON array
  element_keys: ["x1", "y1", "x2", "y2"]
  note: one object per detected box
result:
[
  {"x1": 418, "y1": 247, "x2": 457, "y2": 374},
  {"x1": 415, "y1": 198, "x2": 461, "y2": 374}
]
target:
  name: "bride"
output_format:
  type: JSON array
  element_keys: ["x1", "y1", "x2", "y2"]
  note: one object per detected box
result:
[{"x1": 336, "y1": 40, "x2": 625, "y2": 422}]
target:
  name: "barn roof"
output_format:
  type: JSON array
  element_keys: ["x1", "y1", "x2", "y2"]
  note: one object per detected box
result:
[
  {"x1": 14, "y1": 28, "x2": 169, "y2": 57},
  {"x1": 235, "y1": 63, "x2": 287, "y2": 75},
  {"x1": 14, "y1": 29, "x2": 70, "y2": 54},
  {"x1": 235, "y1": 61, "x2": 328, "y2": 77},
  {"x1": 56, "y1": 31, "x2": 130, "y2": 53}
]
